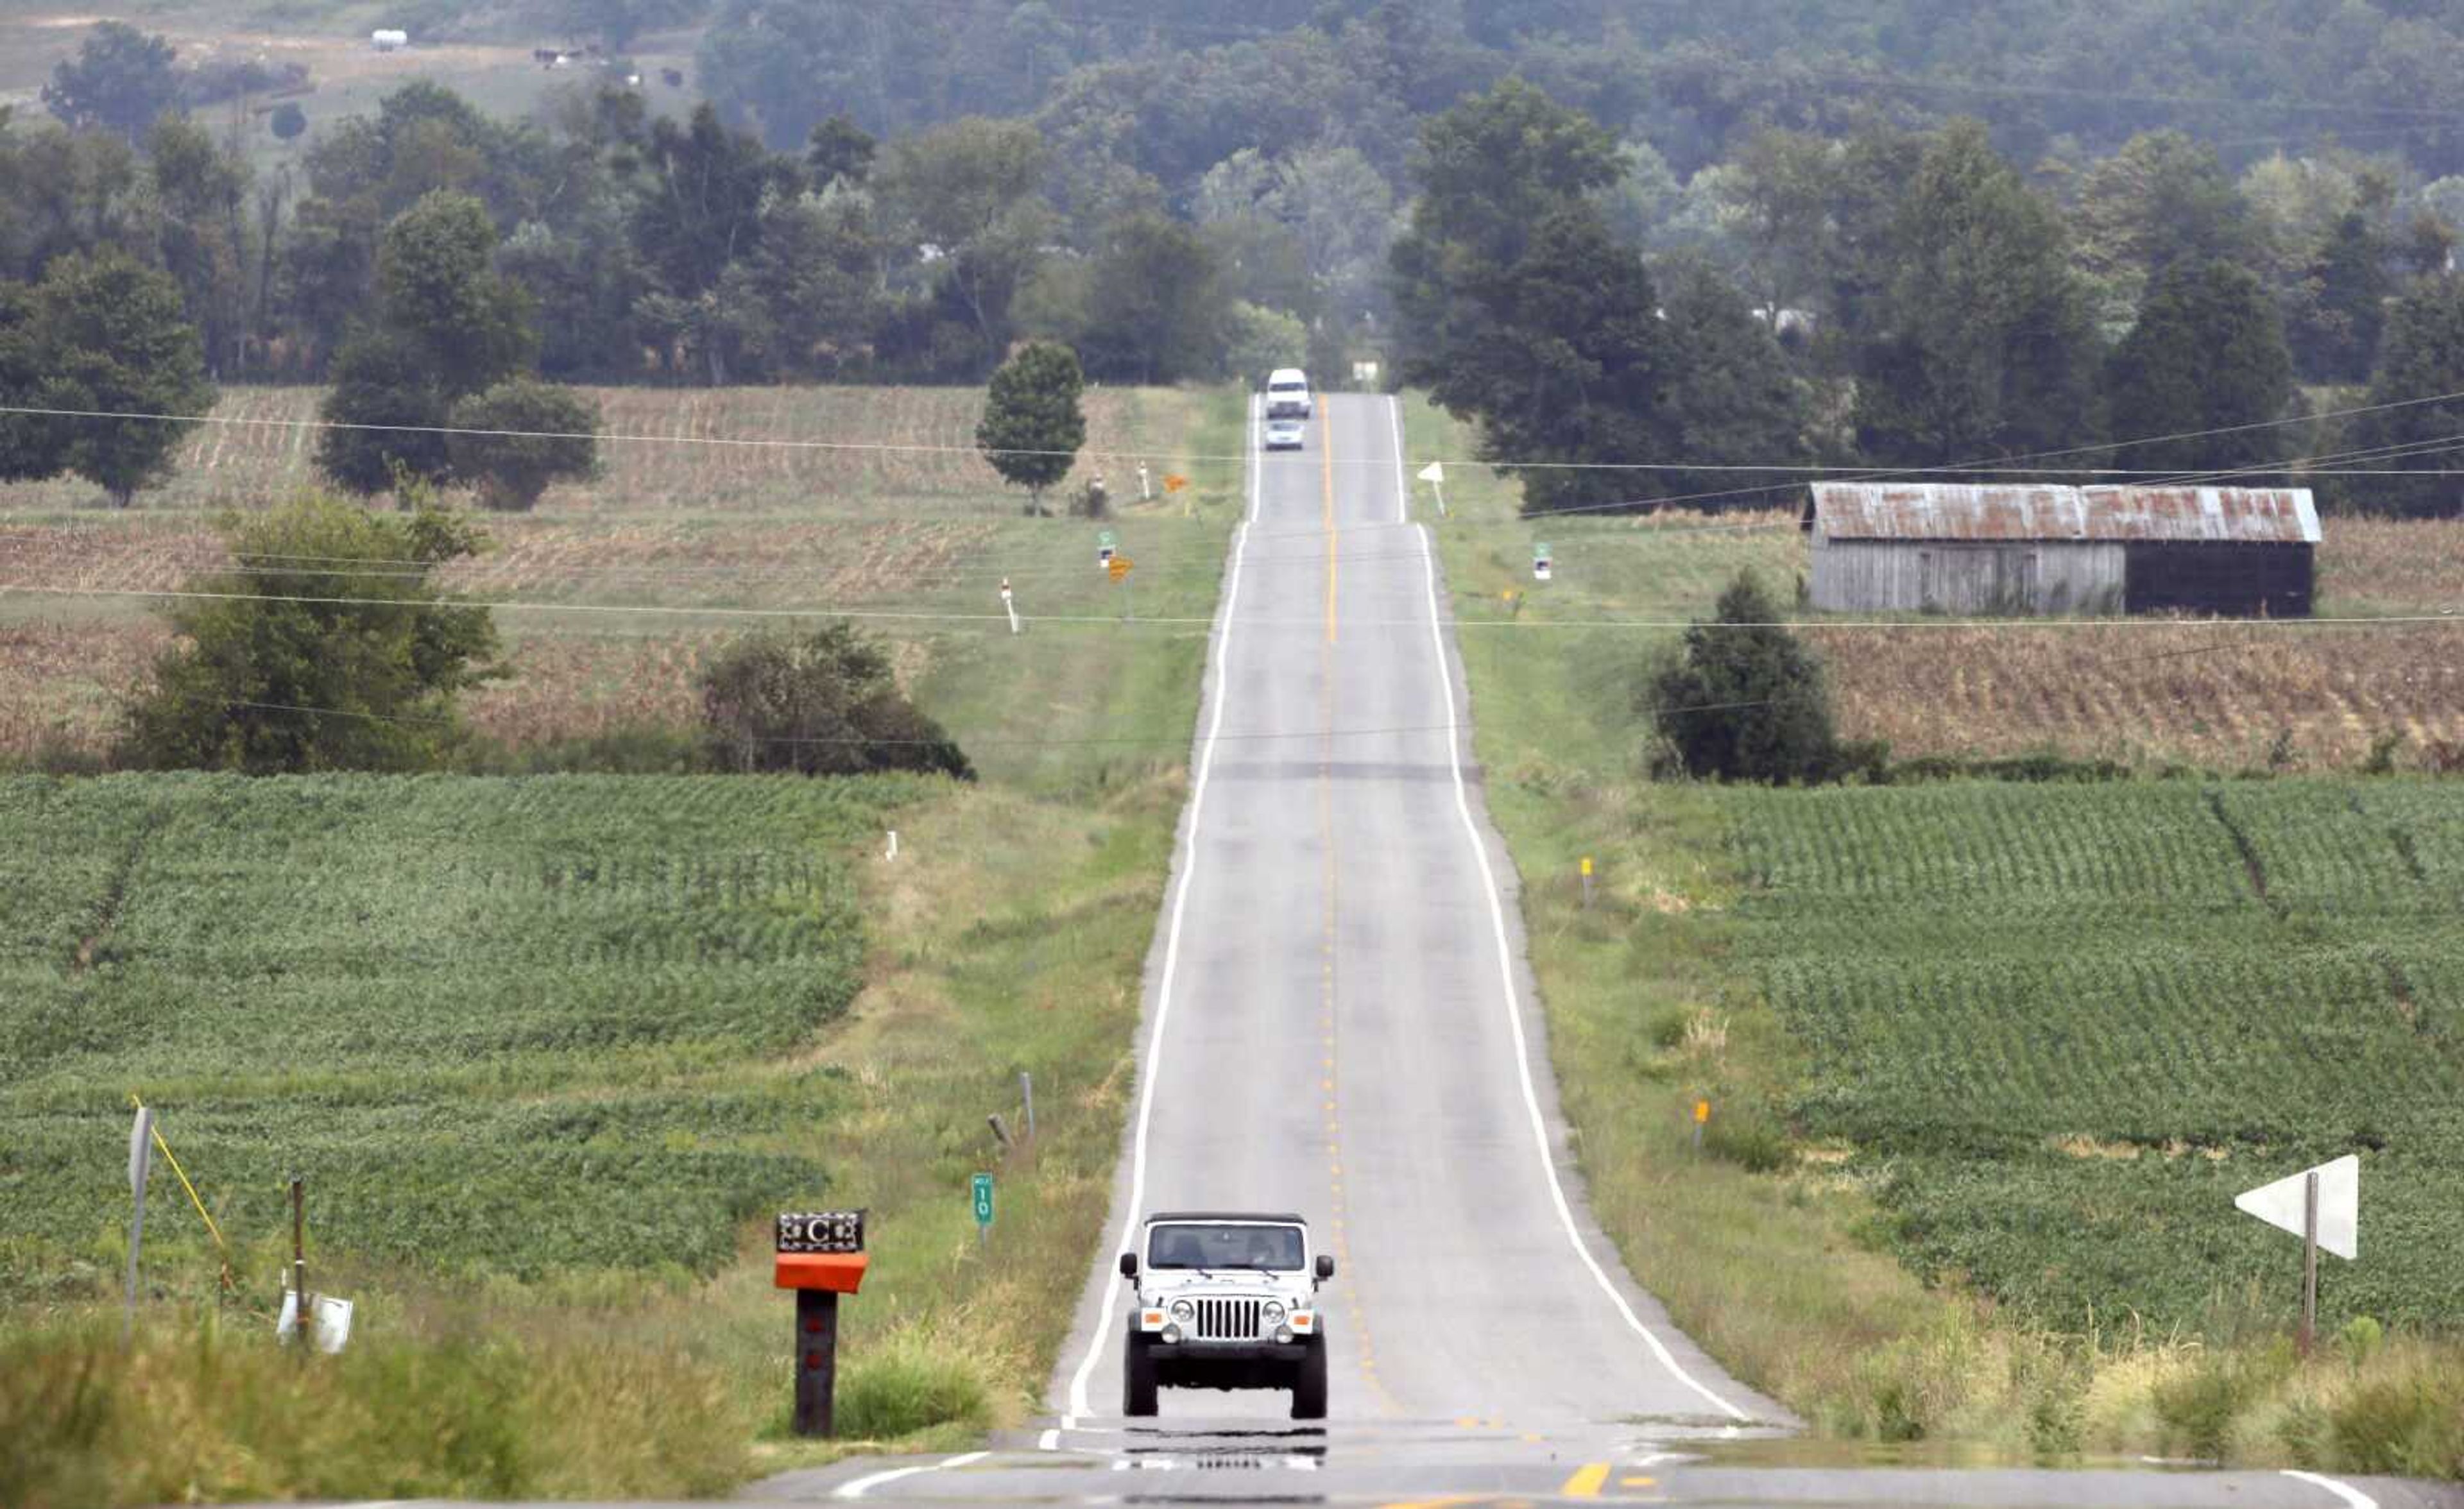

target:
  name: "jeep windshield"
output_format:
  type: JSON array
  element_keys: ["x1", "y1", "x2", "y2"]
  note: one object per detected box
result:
[{"x1": 1147, "y1": 1222, "x2": 1305, "y2": 1272}]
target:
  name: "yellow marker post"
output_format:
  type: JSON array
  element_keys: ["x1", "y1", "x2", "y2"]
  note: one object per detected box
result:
[
  {"x1": 1694, "y1": 1097, "x2": 1711, "y2": 1152},
  {"x1": 1580, "y1": 855, "x2": 1594, "y2": 908}
]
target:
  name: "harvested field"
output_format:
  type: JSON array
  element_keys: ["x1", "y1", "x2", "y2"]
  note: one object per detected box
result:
[
  {"x1": 0, "y1": 383, "x2": 1248, "y2": 775},
  {"x1": 0, "y1": 384, "x2": 1215, "y2": 516},
  {"x1": 1817, "y1": 621, "x2": 2464, "y2": 771}
]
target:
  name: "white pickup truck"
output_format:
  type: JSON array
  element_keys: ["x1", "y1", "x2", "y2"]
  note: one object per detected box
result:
[{"x1": 1119, "y1": 1211, "x2": 1334, "y2": 1419}]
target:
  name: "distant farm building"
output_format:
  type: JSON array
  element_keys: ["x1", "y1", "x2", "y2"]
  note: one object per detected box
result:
[
  {"x1": 1804, "y1": 482, "x2": 2319, "y2": 618},
  {"x1": 370, "y1": 28, "x2": 407, "y2": 49}
]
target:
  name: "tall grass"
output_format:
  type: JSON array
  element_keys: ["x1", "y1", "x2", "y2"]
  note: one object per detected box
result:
[{"x1": 1, "y1": 1311, "x2": 748, "y2": 1509}]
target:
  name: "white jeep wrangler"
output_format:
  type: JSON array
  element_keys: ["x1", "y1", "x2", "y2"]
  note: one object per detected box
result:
[{"x1": 1118, "y1": 1211, "x2": 1334, "y2": 1419}]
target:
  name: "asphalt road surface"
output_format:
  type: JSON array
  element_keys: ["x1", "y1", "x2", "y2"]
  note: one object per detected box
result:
[{"x1": 774, "y1": 394, "x2": 2461, "y2": 1509}]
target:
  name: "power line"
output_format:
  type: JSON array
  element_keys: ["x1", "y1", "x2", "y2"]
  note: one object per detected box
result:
[
  {"x1": 228, "y1": 695, "x2": 1786, "y2": 747},
  {"x1": 15, "y1": 379, "x2": 2464, "y2": 480},
  {"x1": 6, "y1": 578, "x2": 2455, "y2": 631}
]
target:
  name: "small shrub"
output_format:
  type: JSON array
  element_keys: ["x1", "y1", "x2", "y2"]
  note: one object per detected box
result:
[
  {"x1": 699, "y1": 623, "x2": 972, "y2": 779},
  {"x1": 446, "y1": 379, "x2": 601, "y2": 511},
  {"x1": 833, "y1": 1333, "x2": 993, "y2": 1440},
  {"x1": 1704, "y1": 1104, "x2": 1791, "y2": 1172},
  {"x1": 2361, "y1": 731, "x2": 2404, "y2": 776},
  {"x1": 2152, "y1": 1342, "x2": 2295, "y2": 1460}
]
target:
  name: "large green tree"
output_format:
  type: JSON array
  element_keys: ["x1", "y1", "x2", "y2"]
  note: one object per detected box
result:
[
  {"x1": 1390, "y1": 80, "x2": 1679, "y2": 514},
  {"x1": 976, "y1": 341, "x2": 1084, "y2": 515},
  {"x1": 1655, "y1": 255, "x2": 1810, "y2": 502},
  {"x1": 317, "y1": 191, "x2": 552, "y2": 496},
  {"x1": 1850, "y1": 121, "x2": 2103, "y2": 468},
  {"x1": 1074, "y1": 213, "x2": 1224, "y2": 383},
  {"x1": 15, "y1": 252, "x2": 216, "y2": 507},
  {"x1": 146, "y1": 115, "x2": 253, "y2": 379},
  {"x1": 2103, "y1": 260, "x2": 2295, "y2": 477},
  {"x1": 2289, "y1": 209, "x2": 2396, "y2": 384},
  {"x1": 374, "y1": 190, "x2": 536, "y2": 395},
  {"x1": 42, "y1": 22, "x2": 179, "y2": 142},
  {"x1": 875, "y1": 117, "x2": 1052, "y2": 373},
  {"x1": 121, "y1": 494, "x2": 501, "y2": 772},
  {"x1": 2071, "y1": 131, "x2": 2256, "y2": 292},
  {"x1": 2341, "y1": 276, "x2": 2464, "y2": 518}
]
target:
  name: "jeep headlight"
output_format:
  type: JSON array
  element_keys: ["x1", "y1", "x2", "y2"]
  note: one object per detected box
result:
[
  {"x1": 1169, "y1": 1300, "x2": 1195, "y2": 1323},
  {"x1": 1262, "y1": 1301, "x2": 1286, "y2": 1327}
]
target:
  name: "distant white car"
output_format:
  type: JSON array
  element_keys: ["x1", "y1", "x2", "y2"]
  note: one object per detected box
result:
[
  {"x1": 1263, "y1": 418, "x2": 1306, "y2": 452},
  {"x1": 1265, "y1": 368, "x2": 1313, "y2": 419}
]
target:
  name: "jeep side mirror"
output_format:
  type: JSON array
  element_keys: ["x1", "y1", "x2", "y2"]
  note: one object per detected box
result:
[
  {"x1": 1314, "y1": 1255, "x2": 1335, "y2": 1281},
  {"x1": 1119, "y1": 1252, "x2": 1138, "y2": 1278}
]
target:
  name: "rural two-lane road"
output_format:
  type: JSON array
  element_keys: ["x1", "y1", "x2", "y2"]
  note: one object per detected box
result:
[{"x1": 764, "y1": 393, "x2": 2461, "y2": 1509}]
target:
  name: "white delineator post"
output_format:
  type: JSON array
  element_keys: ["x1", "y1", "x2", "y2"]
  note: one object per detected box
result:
[
  {"x1": 1000, "y1": 577, "x2": 1020, "y2": 635},
  {"x1": 125, "y1": 1105, "x2": 153, "y2": 1341}
]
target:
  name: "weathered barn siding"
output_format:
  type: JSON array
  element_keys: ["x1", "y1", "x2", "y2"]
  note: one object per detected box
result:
[
  {"x1": 1810, "y1": 536, "x2": 2123, "y2": 614},
  {"x1": 1806, "y1": 483, "x2": 2319, "y2": 617}
]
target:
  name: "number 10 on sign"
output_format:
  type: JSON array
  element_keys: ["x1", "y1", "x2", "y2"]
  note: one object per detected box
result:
[{"x1": 971, "y1": 1173, "x2": 994, "y2": 1245}]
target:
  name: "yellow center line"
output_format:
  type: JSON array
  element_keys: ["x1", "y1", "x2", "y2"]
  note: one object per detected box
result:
[
  {"x1": 1322, "y1": 412, "x2": 1338, "y2": 643},
  {"x1": 1560, "y1": 1462, "x2": 1613, "y2": 1499}
]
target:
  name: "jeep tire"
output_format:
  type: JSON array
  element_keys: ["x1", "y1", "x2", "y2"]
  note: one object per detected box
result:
[
  {"x1": 1290, "y1": 1335, "x2": 1327, "y2": 1419},
  {"x1": 1123, "y1": 1332, "x2": 1159, "y2": 1417}
]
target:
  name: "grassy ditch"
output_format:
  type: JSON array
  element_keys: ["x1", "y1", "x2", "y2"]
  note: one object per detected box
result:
[{"x1": 1406, "y1": 395, "x2": 2464, "y2": 1475}]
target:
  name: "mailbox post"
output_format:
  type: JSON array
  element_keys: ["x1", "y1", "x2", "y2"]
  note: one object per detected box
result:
[{"x1": 775, "y1": 1209, "x2": 869, "y2": 1438}]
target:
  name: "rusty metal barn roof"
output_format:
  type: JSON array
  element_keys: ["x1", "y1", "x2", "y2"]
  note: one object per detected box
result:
[{"x1": 1807, "y1": 483, "x2": 2321, "y2": 544}]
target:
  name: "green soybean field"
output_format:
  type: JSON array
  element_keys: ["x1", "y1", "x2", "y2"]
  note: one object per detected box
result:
[
  {"x1": 1722, "y1": 778, "x2": 2464, "y2": 1331},
  {"x1": 0, "y1": 773, "x2": 921, "y2": 1293}
]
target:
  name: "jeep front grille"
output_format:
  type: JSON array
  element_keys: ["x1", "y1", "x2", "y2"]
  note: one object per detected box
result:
[{"x1": 1194, "y1": 1298, "x2": 1262, "y2": 1341}]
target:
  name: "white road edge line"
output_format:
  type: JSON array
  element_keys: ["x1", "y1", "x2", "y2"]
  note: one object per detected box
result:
[
  {"x1": 1392, "y1": 393, "x2": 1753, "y2": 1424},
  {"x1": 1061, "y1": 393, "x2": 1266, "y2": 1426},
  {"x1": 832, "y1": 1450, "x2": 989, "y2": 1501},
  {"x1": 2282, "y1": 1470, "x2": 2379, "y2": 1509}
]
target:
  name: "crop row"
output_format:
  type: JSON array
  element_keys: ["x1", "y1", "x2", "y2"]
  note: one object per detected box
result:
[
  {"x1": 1716, "y1": 776, "x2": 2464, "y2": 1331},
  {"x1": 0, "y1": 774, "x2": 923, "y2": 1284}
]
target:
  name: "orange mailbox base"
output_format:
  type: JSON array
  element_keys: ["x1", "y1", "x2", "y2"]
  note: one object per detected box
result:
[{"x1": 775, "y1": 1252, "x2": 869, "y2": 1293}]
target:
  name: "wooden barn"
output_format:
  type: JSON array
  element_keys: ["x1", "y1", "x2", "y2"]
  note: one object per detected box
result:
[{"x1": 1804, "y1": 482, "x2": 2320, "y2": 618}]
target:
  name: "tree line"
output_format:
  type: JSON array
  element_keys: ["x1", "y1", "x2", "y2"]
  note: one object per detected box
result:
[
  {"x1": 17, "y1": 13, "x2": 2464, "y2": 515},
  {"x1": 1395, "y1": 81, "x2": 2464, "y2": 519}
]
